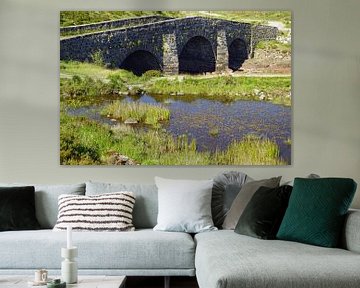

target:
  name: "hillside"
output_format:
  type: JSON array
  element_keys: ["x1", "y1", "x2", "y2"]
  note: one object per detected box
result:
[{"x1": 60, "y1": 11, "x2": 291, "y2": 27}]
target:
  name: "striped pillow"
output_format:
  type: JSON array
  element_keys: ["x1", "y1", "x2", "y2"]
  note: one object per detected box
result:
[{"x1": 53, "y1": 192, "x2": 135, "y2": 231}]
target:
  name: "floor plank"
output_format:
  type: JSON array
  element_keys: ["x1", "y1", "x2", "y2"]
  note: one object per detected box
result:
[{"x1": 126, "y1": 276, "x2": 199, "y2": 288}]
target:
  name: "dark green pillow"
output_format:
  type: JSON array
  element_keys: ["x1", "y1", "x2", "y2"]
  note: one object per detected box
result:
[
  {"x1": 0, "y1": 186, "x2": 41, "y2": 231},
  {"x1": 277, "y1": 178, "x2": 357, "y2": 247},
  {"x1": 235, "y1": 185, "x2": 292, "y2": 239}
]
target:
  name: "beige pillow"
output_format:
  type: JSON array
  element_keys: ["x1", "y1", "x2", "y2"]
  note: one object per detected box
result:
[{"x1": 222, "y1": 177, "x2": 281, "y2": 230}]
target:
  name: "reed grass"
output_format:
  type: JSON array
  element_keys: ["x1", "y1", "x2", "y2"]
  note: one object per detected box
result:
[
  {"x1": 214, "y1": 135, "x2": 285, "y2": 165},
  {"x1": 101, "y1": 101, "x2": 170, "y2": 126}
]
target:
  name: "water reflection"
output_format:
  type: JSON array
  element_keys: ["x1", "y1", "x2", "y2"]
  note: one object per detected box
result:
[{"x1": 67, "y1": 94, "x2": 291, "y2": 164}]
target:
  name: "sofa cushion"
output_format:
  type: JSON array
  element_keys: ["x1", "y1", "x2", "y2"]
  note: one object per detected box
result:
[
  {"x1": 0, "y1": 229, "x2": 195, "y2": 271},
  {"x1": 195, "y1": 230, "x2": 360, "y2": 288},
  {"x1": 53, "y1": 192, "x2": 136, "y2": 232},
  {"x1": 342, "y1": 209, "x2": 360, "y2": 253},
  {"x1": 234, "y1": 185, "x2": 292, "y2": 239},
  {"x1": 277, "y1": 178, "x2": 357, "y2": 247},
  {"x1": 0, "y1": 186, "x2": 40, "y2": 231},
  {"x1": 86, "y1": 181, "x2": 158, "y2": 229},
  {"x1": 222, "y1": 177, "x2": 281, "y2": 229},
  {"x1": 212, "y1": 171, "x2": 249, "y2": 228},
  {"x1": 153, "y1": 177, "x2": 216, "y2": 233},
  {"x1": 0, "y1": 183, "x2": 85, "y2": 229}
]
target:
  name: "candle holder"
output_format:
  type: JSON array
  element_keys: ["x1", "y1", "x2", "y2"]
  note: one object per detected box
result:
[{"x1": 61, "y1": 247, "x2": 78, "y2": 284}]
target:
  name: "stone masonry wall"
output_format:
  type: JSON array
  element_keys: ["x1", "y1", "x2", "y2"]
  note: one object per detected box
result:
[
  {"x1": 60, "y1": 17, "x2": 277, "y2": 75},
  {"x1": 251, "y1": 25, "x2": 279, "y2": 56},
  {"x1": 60, "y1": 16, "x2": 172, "y2": 35}
]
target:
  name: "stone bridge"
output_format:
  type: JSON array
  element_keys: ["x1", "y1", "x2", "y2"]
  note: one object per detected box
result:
[{"x1": 60, "y1": 16, "x2": 278, "y2": 75}]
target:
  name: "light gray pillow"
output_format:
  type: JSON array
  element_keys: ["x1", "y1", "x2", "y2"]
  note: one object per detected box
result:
[
  {"x1": 0, "y1": 183, "x2": 85, "y2": 228},
  {"x1": 222, "y1": 177, "x2": 281, "y2": 230},
  {"x1": 153, "y1": 177, "x2": 217, "y2": 233},
  {"x1": 212, "y1": 171, "x2": 250, "y2": 228}
]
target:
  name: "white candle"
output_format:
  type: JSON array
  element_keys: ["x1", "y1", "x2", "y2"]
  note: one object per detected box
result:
[{"x1": 67, "y1": 225, "x2": 72, "y2": 249}]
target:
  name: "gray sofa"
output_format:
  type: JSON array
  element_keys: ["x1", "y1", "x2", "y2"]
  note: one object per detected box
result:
[{"x1": 0, "y1": 181, "x2": 359, "y2": 288}]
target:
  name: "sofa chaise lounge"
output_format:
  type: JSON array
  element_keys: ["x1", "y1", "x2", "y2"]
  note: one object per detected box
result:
[{"x1": 0, "y1": 181, "x2": 359, "y2": 288}]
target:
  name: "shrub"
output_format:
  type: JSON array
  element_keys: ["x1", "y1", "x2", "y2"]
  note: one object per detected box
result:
[
  {"x1": 90, "y1": 50, "x2": 105, "y2": 67},
  {"x1": 60, "y1": 129, "x2": 101, "y2": 165},
  {"x1": 107, "y1": 74, "x2": 127, "y2": 92},
  {"x1": 60, "y1": 76, "x2": 112, "y2": 98},
  {"x1": 141, "y1": 70, "x2": 162, "y2": 81}
]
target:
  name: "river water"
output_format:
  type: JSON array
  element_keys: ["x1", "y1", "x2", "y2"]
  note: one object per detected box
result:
[{"x1": 67, "y1": 93, "x2": 291, "y2": 164}]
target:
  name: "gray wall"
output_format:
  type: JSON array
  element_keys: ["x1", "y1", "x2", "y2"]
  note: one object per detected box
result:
[{"x1": 0, "y1": 0, "x2": 359, "y2": 208}]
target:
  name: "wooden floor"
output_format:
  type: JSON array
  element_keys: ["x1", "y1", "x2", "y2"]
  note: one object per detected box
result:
[{"x1": 126, "y1": 276, "x2": 199, "y2": 288}]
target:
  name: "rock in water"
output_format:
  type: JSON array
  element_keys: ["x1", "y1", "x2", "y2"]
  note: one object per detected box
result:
[{"x1": 124, "y1": 118, "x2": 138, "y2": 124}]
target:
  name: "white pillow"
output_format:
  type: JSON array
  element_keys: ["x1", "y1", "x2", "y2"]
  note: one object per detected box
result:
[
  {"x1": 153, "y1": 177, "x2": 217, "y2": 233},
  {"x1": 53, "y1": 192, "x2": 135, "y2": 232}
]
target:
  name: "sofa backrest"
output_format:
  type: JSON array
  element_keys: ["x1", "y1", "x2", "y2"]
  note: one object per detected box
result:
[{"x1": 86, "y1": 181, "x2": 158, "y2": 229}]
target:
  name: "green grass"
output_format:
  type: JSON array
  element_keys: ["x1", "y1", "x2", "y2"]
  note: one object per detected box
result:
[
  {"x1": 60, "y1": 76, "x2": 113, "y2": 98},
  {"x1": 101, "y1": 101, "x2": 170, "y2": 126},
  {"x1": 147, "y1": 76, "x2": 291, "y2": 106},
  {"x1": 284, "y1": 138, "x2": 291, "y2": 145},
  {"x1": 60, "y1": 113, "x2": 285, "y2": 165},
  {"x1": 60, "y1": 11, "x2": 291, "y2": 27},
  {"x1": 60, "y1": 113, "x2": 208, "y2": 165},
  {"x1": 60, "y1": 61, "x2": 116, "y2": 80},
  {"x1": 214, "y1": 11, "x2": 292, "y2": 28},
  {"x1": 256, "y1": 40, "x2": 291, "y2": 53},
  {"x1": 60, "y1": 63, "x2": 141, "y2": 107},
  {"x1": 60, "y1": 61, "x2": 158, "y2": 83},
  {"x1": 60, "y1": 61, "x2": 291, "y2": 106},
  {"x1": 214, "y1": 135, "x2": 285, "y2": 165},
  {"x1": 209, "y1": 127, "x2": 220, "y2": 137},
  {"x1": 61, "y1": 114, "x2": 111, "y2": 165},
  {"x1": 60, "y1": 11, "x2": 185, "y2": 27}
]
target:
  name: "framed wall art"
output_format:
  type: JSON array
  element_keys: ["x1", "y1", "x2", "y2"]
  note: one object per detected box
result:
[{"x1": 60, "y1": 11, "x2": 292, "y2": 166}]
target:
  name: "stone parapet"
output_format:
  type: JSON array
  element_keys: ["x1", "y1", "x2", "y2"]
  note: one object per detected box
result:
[{"x1": 60, "y1": 16, "x2": 173, "y2": 35}]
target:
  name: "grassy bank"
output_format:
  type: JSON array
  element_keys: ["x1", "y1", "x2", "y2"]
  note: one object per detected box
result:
[
  {"x1": 60, "y1": 11, "x2": 291, "y2": 28},
  {"x1": 256, "y1": 40, "x2": 291, "y2": 54},
  {"x1": 60, "y1": 61, "x2": 116, "y2": 80},
  {"x1": 60, "y1": 61, "x2": 291, "y2": 106},
  {"x1": 60, "y1": 76, "x2": 117, "y2": 108},
  {"x1": 60, "y1": 11, "x2": 184, "y2": 27},
  {"x1": 60, "y1": 114, "x2": 285, "y2": 165},
  {"x1": 147, "y1": 76, "x2": 291, "y2": 106}
]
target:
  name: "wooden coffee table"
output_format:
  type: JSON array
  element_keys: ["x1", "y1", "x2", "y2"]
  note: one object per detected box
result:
[{"x1": 0, "y1": 275, "x2": 126, "y2": 288}]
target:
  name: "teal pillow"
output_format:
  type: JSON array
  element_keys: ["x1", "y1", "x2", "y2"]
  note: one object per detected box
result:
[{"x1": 277, "y1": 178, "x2": 357, "y2": 247}]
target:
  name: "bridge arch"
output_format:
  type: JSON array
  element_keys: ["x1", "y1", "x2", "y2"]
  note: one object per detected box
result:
[
  {"x1": 120, "y1": 50, "x2": 161, "y2": 76},
  {"x1": 179, "y1": 36, "x2": 216, "y2": 74},
  {"x1": 228, "y1": 38, "x2": 248, "y2": 71}
]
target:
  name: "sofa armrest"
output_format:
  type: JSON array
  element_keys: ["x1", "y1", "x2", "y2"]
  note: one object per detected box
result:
[{"x1": 342, "y1": 209, "x2": 360, "y2": 253}]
